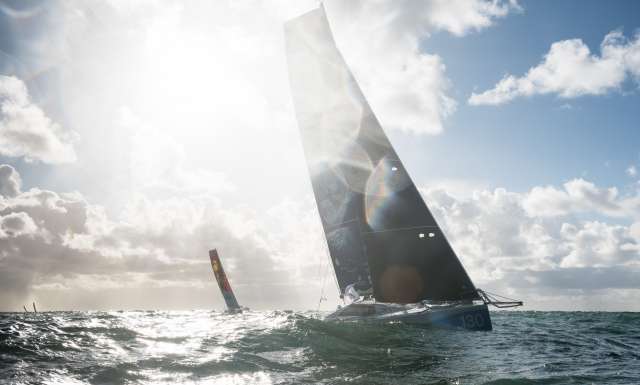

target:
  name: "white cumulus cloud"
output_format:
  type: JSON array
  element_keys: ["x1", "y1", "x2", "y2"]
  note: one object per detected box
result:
[
  {"x1": 0, "y1": 163, "x2": 326, "y2": 311},
  {"x1": 422, "y1": 179, "x2": 640, "y2": 310},
  {"x1": 3, "y1": 156, "x2": 640, "y2": 311},
  {"x1": 0, "y1": 163, "x2": 21, "y2": 197},
  {"x1": 426, "y1": 0, "x2": 522, "y2": 36},
  {"x1": 469, "y1": 30, "x2": 640, "y2": 105},
  {"x1": 322, "y1": 0, "x2": 521, "y2": 134},
  {"x1": 522, "y1": 178, "x2": 640, "y2": 218},
  {"x1": 0, "y1": 76, "x2": 77, "y2": 163}
]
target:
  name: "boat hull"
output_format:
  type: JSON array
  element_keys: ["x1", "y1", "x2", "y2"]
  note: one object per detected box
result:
[{"x1": 325, "y1": 302, "x2": 492, "y2": 331}]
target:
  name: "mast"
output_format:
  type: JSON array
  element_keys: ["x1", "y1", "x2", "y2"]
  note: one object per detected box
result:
[
  {"x1": 285, "y1": 6, "x2": 480, "y2": 303},
  {"x1": 209, "y1": 249, "x2": 241, "y2": 312}
]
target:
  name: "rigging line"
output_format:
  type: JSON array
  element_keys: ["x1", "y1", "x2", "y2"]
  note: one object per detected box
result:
[
  {"x1": 316, "y1": 255, "x2": 330, "y2": 311},
  {"x1": 325, "y1": 218, "x2": 359, "y2": 231},
  {"x1": 316, "y1": 262, "x2": 325, "y2": 311},
  {"x1": 320, "y1": 230, "x2": 341, "y2": 294},
  {"x1": 361, "y1": 224, "x2": 441, "y2": 234},
  {"x1": 314, "y1": 244, "x2": 324, "y2": 283},
  {"x1": 315, "y1": 228, "x2": 330, "y2": 311},
  {"x1": 325, "y1": 245, "x2": 340, "y2": 294},
  {"x1": 480, "y1": 289, "x2": 521, "y2": 303}
]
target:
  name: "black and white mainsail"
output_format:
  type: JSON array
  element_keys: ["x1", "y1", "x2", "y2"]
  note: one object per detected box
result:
[{"x1": 285, "y1": 6, "x2": 480, "y2": 304}]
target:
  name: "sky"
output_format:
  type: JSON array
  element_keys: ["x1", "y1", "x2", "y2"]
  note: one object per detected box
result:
[{"x1": 0, "y1": 0, "x2": 639, "y2": 312}]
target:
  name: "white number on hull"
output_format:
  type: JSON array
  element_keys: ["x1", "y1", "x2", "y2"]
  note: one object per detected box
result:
[{"x1": 461, "y1": 313, "x2": 485, "y2": 329}]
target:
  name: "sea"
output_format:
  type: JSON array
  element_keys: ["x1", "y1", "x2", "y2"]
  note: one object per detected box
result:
[{"x1": 0, "y1": 311, "x2": 638, "y2": 385}]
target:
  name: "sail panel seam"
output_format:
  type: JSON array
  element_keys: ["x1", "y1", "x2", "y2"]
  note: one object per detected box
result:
[{"x1": 362, "y1": 225, "x2": 440, "y2": 234}]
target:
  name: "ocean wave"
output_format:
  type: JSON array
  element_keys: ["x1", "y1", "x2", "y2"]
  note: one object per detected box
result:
[{"x1": 1, "y1": 311, "x2": 639, "y2": 384}]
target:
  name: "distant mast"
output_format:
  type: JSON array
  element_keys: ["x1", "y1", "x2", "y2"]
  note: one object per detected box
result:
[{"x1": 209, "y1": 249, "x2": 241, "y2": 312}]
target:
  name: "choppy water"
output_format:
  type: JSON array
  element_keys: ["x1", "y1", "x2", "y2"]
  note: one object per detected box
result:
[{"x1": 1, "y1": 311, "x2": 639, "y2": 385}]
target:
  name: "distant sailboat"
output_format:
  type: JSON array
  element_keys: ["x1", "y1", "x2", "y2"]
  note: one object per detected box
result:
[
  {"x1": 23, "y1": 302, "x2": 38, "y2": 313},
  {"x1": 285, "y1": 5, "x2": 521, "y2": 330},
  {"x1": 209, "y1": 249, "x2": 242, "y2": 313}
]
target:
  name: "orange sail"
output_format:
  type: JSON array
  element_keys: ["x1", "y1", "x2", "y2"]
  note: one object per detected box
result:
[{"x1": 209, "y1": 249, "x2": 241, "y2": 311}]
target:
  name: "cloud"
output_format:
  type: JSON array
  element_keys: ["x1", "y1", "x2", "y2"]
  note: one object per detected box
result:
[
  {"x1": 0, "y1": 3, "x2": 44, "y2": 19},
  {"x1": 522, "y1": 178, "x2": 640, "y2": 218},
  {"x1": 118, "y1": 108, "x2": 235, "y2": 199},
  {"x1": 0, "y1": 76, "x2": 77, "y2": 163},
  {"x1": 0, "y1": 211, "x2": 38, "y2": 238},
  {"x1": 0, "y1": 164, "x2": 326, "y2": 311},
  {"x1": 8, "y1": 0, "x2": 640, "y2": 311},
  {"x1": 469, "y1": 30, "x2": 640, "y2": 105},
  {"x1": 422, "y1": 179, "x2": 640, "y2": 310},
  {"x1": 3, "y1": 156, "x2": 640, "y2": 311},
  {"x1": 0, "y1": 0, "x2": 521, "y2": 217},
  {"x1": 0, "y1": 164, "x2": 21, "y2": 197},
  {"x1": 321, "y1": 0, "x2": 520, "y2": 134},
  {"x1": 509, "y1": 267, "x2": 640, "y2": 290},
  {"x1": 0, "y1": 0, "x2": 521, "y2": 229},
  {"x1": 426, "y1": 0, "x2": 522, "y2": 36},
  {"x1": 627, "y1": 165, "x2": 637, "y2": 177},
  {"x1": 558, "y1": 221, "x2": 638, "y2": 268}
]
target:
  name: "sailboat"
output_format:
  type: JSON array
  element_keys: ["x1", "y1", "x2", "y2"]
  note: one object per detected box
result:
[
  {"x1": 209, "y1": 249, "x2": 243, "y2": 313},
  {"x1": 284, "y1": 6, "x2": 522, "y2": 331}
]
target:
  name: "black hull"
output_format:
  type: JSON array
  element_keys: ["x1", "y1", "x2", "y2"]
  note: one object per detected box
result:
[{"x1": 325, "y1": 302, "x2": 492, "y2": 331}]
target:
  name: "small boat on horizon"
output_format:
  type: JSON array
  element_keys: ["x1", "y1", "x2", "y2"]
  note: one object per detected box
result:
[
  {"x1": 22, "y1": 302, "x2": 37, "y2": 313},
  {"x1": 285, "y1": 5, "x2": 522, "y2": 331}
]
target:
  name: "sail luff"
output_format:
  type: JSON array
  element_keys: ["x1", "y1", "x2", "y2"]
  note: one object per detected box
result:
[{"x1": 285, "y1": 6, "x2": 480, "y2": 303}]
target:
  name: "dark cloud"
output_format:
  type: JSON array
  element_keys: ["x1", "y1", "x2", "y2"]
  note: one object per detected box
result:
[
  {"x1": 0, "y1": 211, "x2": 36, "y2": 236},
  {"x1": 509, "y1": 267, "x2": 640, "y2": 291},
  {"x1": 0, "y1": 165, "x2": 307, "y2": 311}
]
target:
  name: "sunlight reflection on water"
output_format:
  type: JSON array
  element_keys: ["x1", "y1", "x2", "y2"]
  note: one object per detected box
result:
[{"x1": 2, "y1": 310, "x2": 639, "y2": 385}]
